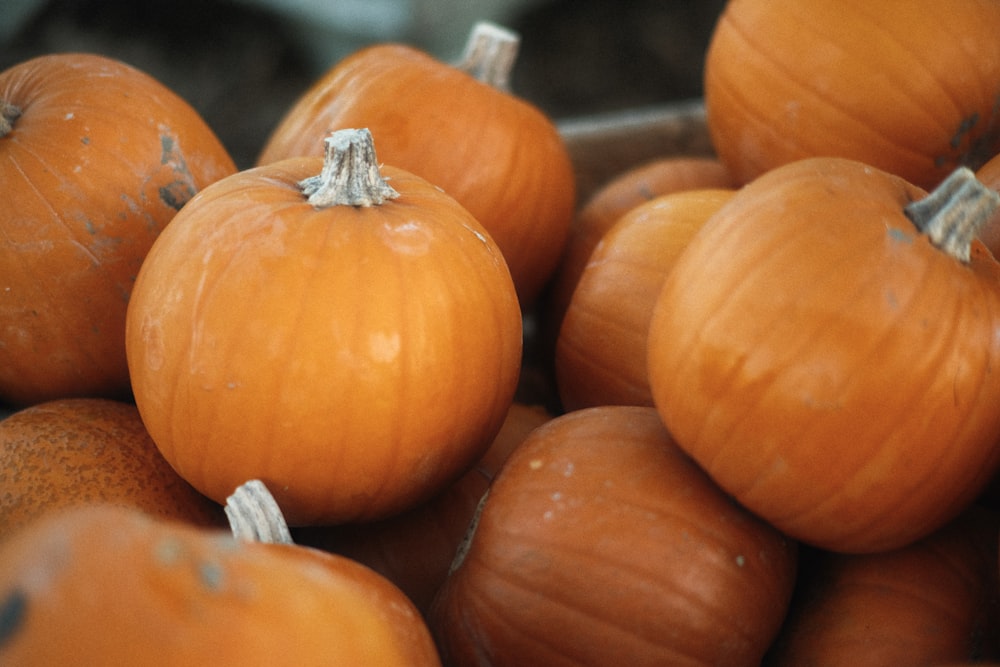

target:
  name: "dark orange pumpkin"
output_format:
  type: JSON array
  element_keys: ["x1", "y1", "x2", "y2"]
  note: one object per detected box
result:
[
  {"x1": 0, "y1": 502, "x2": 441, "y2": 665},
  {"x1": 705, "y1": 0, "x2": 1000, "y2": 190},
  {"x1": 0, "y1": 53, "x2": 236, "y2": 407},
  {"x1": 126, "y1": 128, "x2": 523, "y2": 526},
  {"x1": 548, "y1": 156, "x2": 735, "y2": 329},
  {"x1": 647, "y1": 157, "x2": 1000, "y2": 553},
  {"x1": 429, "y1": 405, "x2": 798, "y2": 666},
  {"x1": 555, "y1": 188, "x2": 734, "y2": 410},
  {"x1": 765, "y1": 506, "x2": 1000, "y2": 664},
  {"x1": 0, "y1": 398, "x2": 224, "y2": 537},
  {"x1": 256, "y1": 22, "x2": 576, "y2": 305},
  {"x1": 294, "y1": 401, "x2": 552, "y2": 614}
]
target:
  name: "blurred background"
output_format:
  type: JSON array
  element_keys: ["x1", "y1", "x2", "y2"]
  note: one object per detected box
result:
[{"x1": 0, "y1": 0, "x2": 725, "y2": 168}]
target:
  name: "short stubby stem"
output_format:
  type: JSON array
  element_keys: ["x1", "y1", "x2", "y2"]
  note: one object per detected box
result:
[
  {"x1": 0, "y1": 102, "x2": 22, "y2": 137},
  {"x1": 904, "y1": 166, "x2": 1000, "y2": 262},
  {"x1": 225, "y1": 479, "x2": 293, "y2": 544},
  {"x1": 299, "y1": 128, "x2": 400, "y2": 208},
  {"x1": 455, "y1": 21, "x2": 520, "y2": 92}
]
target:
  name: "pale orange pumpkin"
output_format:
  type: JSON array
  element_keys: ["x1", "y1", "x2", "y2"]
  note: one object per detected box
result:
[{"x1": 126, "y1": 129, "x2": 522, "y2": 526}]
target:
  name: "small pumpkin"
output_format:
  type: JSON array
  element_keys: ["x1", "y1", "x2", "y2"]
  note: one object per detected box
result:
[
  {"x1": 0, "y1": 398, "x2": 224, "y2": 538},
  {"x1": 765, "y1": 506, "x2": 1000, "y2": 664},
  {"x1": 555, "y1": 187, "x2": 734, "y2": 410},
  {"x1": 429, "y1": 406, "x2": 798, "y2": 666},
  {"x1": 647, "y1": 157, "x2": 1000, "y2": 553},
  {"x1": 0, "y1": 483, "x2": 441, "y2": 665},
  {"x1": 704, "y1": 0, "x2": 1000, "y2": 190},
  {"x1": 0, "y1": 53, "x2": 236, "y2": 407},
  {"x1": 257, "y1": 22, "x2": 576, "y2": 305},
  {"x1": 125, "y1": 128, "x2": 523, "y2": 526},
  {"x1": 294, "y1": 401, "x2": 552, "y2": 614},
  {"x1": 548, "y1": 156, "x2": 735, "y2": 329}
]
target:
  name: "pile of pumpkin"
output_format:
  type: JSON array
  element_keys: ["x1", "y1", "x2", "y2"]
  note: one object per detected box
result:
[{"x1": 4, "y1": 0, "x2": 1000, "y2": 663}]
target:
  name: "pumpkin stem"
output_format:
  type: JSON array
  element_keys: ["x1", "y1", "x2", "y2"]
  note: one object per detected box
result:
[
  {"x1": 299, "y1": 128, "x2": 400, "y2": 208},
  {"x1": 224, "y1": 479, "x2": 293, "y2": 544},
  {"x1": 0, "y1": 102, "x2": 22, "y2": 137},
  {"x1": 904, "y1": 166, "x2": 1000, "y2": 262},
  {"x1": 455, "y1": 21, "x2": 520, "y2": 92}
]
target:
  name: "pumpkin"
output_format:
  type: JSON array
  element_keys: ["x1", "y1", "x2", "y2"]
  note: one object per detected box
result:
[
  {"x1": 429, "y1": 405, "x2": 798, "y2": 667},
  {"x1": 647, "y1": 157, "x2": 1000, "y2": 553},
  {"x1": 256, "y1": 22, "x2": 576, "y2": 305},
  {"x1": 547, "y1": 156, "x2": 735, "y2": 330},
  {"x1": 125, "y1": 128, "x2": 523, "y2": 526},
  {"x1": 765, "y1": 506, "x2": 1000, "y2": 664},
  {"x1": 0, "y1": 53, "x2": 236, "y2": 407},
  {"x1": 0, "y1": 483, "x2": 441, "y2": 665},
  {"x1": 0, "y1": 397, "x2": 224, "y2": 538},
  {"x1": 293, "y1": 401, "x2": 552, "y2": 614},
  {"x1": 704, "y1": 0, "x2": 1000, "y2": 190},
  {"x1": 555, "y1": 188, "x2": 734, "y2": 410}
]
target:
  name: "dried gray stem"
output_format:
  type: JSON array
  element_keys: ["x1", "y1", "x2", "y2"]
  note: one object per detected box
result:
[
  {"x1": 299, "y1": 128, "x2": 399, "y2": 208},
  {"x1": 225, "y1": 479, "x2": 293, "y2": 544}
]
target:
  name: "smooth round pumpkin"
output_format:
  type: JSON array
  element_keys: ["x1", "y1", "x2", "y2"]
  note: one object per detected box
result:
[
  {"x1": 125, "y1": 129, "x2": 523, "y2": 526},
  {"x1": 548, "y1": 156, "x2": 735, "y2": 329},
  {"x1": 429, "y1": 405, "x2": 798, "y2": 666},
  {"x1": 257, "y1": 22, "x2": 576, "y2": 305},
  {"x1": 555, "y1": 188, "x2": 734, "y2": 410},
  {"x1": 704, "y1": 0, "x2": 1000, "y2": 190},
  {"x1": 294, "y1": 401, "x2": 552, "y2": 614},
  {"x1": 765, "y1": 506, "x2": 1000, "y2": 665},
  {"x1": 0, "y1": 53, "x2": 236, "y2": 407},
  {"x1": 0, "y1": 398, "x2": 224, "y2": 537},
  {"x1": 647, "y1": 157, "x2": 1000, "y2": 553},
  {"x1": 0, "y1": 504, "x2": 441, "y2": 665}
]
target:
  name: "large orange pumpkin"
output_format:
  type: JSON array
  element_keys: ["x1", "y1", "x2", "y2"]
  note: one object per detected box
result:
[
  {"x1": 705, "y1": 0, "x2": 1000, "y2": 190},
  {"x1": 257, "y1": 22, "x2": 576, "y2": 305},
  {"x1": 0, "y1": 397, "x2": 224, "y2": 537},
  {"x1": 125, "y1": 128, "x2": 523, "y2": 526},
  {"x1": 647, "y1": 157, "x2": 1000, "y2": 553},
  {"x1": 0, "y1": 53, "x2": 236, "y2": 407},
  {"x1": 429, "y1": 406, "x2": 798, "y2": 666},
  {"x1": 0, "y1": 502, "x2": 441, "y2": 665}
]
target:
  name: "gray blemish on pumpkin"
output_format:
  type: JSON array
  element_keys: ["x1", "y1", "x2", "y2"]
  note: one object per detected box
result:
[
  {"x1": 198, "y1": 561, "x2": 225, "y2": 591},
  {"x1": 159, "y1": 180, "x2": 196, "y2": 211},
  {"x1": 0, "y1": 589, "x2": 28, "y2": 649},
  {"x1": 887, "y1": 227, "x2": 913, "y2": 244}
]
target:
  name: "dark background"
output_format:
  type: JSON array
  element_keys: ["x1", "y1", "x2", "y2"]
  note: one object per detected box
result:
[{"x1": 0, "y1": 0, "x2": 726, "y2": 169}]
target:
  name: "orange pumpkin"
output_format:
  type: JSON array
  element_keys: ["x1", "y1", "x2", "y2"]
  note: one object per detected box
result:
[
  {"x1": 548, "y1": 156, "x2": 735, "y2": 329},
  {"x1": 765, "y1": 506, "x2": 1000, "y2": 664},
  {"x1": 647, "y1": 157, "x2": 1000, "y2": 553},
  {"x1": 555, "y1": 188, "x2": 734, "y2": 410},
  {"x1": 0, "y1": 503, "x2": 441, "y2": 665},
  {"x1": 125, "y1": 128, "x2": 523, "y2": 526},
  {"x1": 294, "y1": 401, "x2": 552, "y2": 614},
  {"x1": 429, "y1": 406, "x2": 798, "y2": 666},
  {"x1": 0, "y1": 53, "x2": 236, "y2": 407},
  {"x1": 257, "y1": 22, "x2": 576, "y2": 305},
  {"x1": 0, "y1": 398, "x2": 224, "y2": 537},
  {"x1": 705, "y1": 0, "x2": 1000, "y2": 190}
]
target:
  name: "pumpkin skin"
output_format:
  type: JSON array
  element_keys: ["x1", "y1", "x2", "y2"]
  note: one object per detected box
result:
[
  {"x1": 0, "y1": 504, "x2": 441, "y2": 666},
  {"x1": 765, "y1": 507, "x2": 1000, "y2": 665},
  {"x1": 704, "y1": 0, "x2": 1000, "y2": 190},
  {"x1": 548, "y1": 156, "x2": 735, "y2": 329},
  {"x1": 647, "y1": 157, "x2": 1000, "y2": 553},
  {"x1": 256, "y1": 27, "x2": 576, "y2": 305},
  {"x1": 555, "y1": 188, "x2": 734, "y2": 410},
  {"x1": 429, "y1": 406, "x2": 798, "y2": 667},
  {"x1": 125, "y1": 134, "x2": 523, "y2": 526},
  {"x1": 0, "y1": 53, "x2": 236, "y2": 407},
  {"x1": 294, "y1": 402, "x2": 552, "y2": 614},
  {"x1": 0, "y1": 398, "x2": 224, "y2": 538}
]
